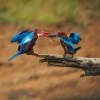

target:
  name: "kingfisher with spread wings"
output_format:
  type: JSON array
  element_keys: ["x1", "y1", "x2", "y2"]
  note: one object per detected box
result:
[
  {"x1": 48, "y1": 32, "x2": 81, "y2": 57},
  {"x1": 8, "y1": 29, "x2": 49, "y2": 61}
]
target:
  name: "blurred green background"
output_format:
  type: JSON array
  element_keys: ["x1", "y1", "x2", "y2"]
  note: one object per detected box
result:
[{"x1": 0, "y1": 0, "x2": 100, "y2": 27}]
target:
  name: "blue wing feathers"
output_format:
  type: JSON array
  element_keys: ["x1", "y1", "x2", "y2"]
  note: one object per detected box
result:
[
  {"x1": 9, "y1": 31, "x2": 34, "y2": 61},
  {"x1": 19, "y1": 32, "x2": 34, "y2": 50},
  {"x1": 11, "y1": 30, "x2": 31, "y2": 43},
  {"x1": 59, "y1": 33, "x2": 81, "y2": 53},
  {"x1": 69, "y1": 33, "x2": 81, "y2": 44}
]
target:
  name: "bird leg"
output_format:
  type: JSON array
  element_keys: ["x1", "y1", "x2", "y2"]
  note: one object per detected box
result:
[
  {"x1": 60, "y1": 40, "x2": 67, "y2": 57},
  {"x1": 25, "y1": 48, "x2": 38, "y2": 56}
]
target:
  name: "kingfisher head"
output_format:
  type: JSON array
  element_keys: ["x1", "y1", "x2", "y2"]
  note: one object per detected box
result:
[
  {"x1": 57, "y1": 32, "x2": 68, "y2": 37},
  {"x1": 34, "y1": 29, "x2": 49, "y2": 37}
]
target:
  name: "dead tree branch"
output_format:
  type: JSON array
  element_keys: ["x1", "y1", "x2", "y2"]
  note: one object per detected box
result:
[{"x1": 37, "y1": 54, "x2": 100, "y2": 77}]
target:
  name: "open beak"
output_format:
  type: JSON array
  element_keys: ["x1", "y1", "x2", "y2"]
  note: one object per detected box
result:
[{"x1": 39, "y1": 30, "x2": 50, "y2": 37}]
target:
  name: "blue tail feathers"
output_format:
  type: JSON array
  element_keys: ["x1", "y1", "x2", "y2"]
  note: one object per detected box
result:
[{"x1": 8, "y1": 49, "x2": 24, "y2": 61}]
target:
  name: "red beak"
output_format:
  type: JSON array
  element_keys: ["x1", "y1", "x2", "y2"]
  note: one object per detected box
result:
[{"x1": 40, "y1": 31, "x2": 50, "y2": 37}]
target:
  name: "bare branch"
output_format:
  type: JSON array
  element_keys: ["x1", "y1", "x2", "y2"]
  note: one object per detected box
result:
[{"x1": 38, "y1": 54, "x2": 100, "y2": 77}]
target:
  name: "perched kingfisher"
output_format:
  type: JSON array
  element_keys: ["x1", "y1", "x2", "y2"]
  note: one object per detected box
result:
[
  {"x1": 48, "y1": 32, "x2": 81, "y2": 57},
  {"x1": 9, "y1": 29, "x2": 49, "y2": 61}
]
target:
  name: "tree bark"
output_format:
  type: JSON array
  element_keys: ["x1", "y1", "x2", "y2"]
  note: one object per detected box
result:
[{"x1": 37, "y1": 54, "x2": 100, "y2": 77}]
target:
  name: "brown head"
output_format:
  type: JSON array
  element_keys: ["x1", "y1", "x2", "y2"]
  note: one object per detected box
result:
[
  {"x1": 57, "y1": 32, "x2": 68, "y2": 37},
  {"x1": 34, "y1": 29, "x2": 50, "y2": 37},
  {"x1": 34, "y1": 29, "x2": 41, "y2": 34}
]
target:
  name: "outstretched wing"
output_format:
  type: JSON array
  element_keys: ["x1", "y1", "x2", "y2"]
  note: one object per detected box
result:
[
  {"x1": 69, "y1": 32, "x2": 81, "y2": 44},
  {"x1": 11, "y1": 29, "x2": 32, "y2": 43}
]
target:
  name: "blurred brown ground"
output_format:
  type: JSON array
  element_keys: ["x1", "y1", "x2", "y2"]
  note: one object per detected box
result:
[{"x1": 0, "y1": 19, "x2": 100, "y2": 100}]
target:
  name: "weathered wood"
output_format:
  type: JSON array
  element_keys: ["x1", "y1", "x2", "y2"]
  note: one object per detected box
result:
[{"x1": 38, "y1": 54, "x2": 100, "y2": 77}]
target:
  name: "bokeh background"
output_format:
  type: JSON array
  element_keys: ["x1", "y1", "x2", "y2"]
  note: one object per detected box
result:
[{"x1": 0, "y1": 0, "x2": 100, "y2": 100}]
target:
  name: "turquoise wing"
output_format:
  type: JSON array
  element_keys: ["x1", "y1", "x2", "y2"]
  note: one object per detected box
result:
[
  {"x1": 11, "y1": 30, "x2": 32, "y2": 43},
  {"x1": 19, "y1": 32, "x2": 34, "y2": 51}
]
